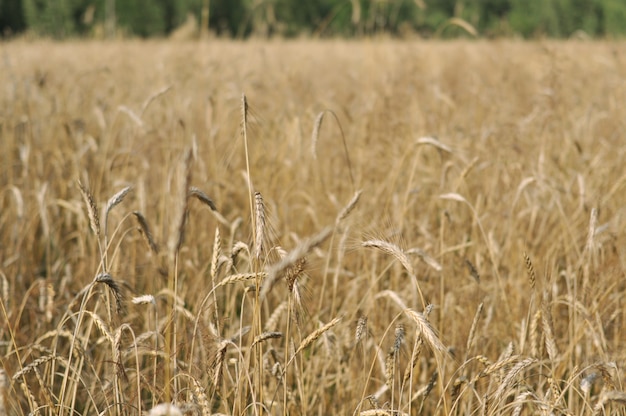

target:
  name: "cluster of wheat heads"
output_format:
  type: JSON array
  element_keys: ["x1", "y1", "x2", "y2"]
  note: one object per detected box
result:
[{"x1": 2, "y1": 40, "x2": 626, "y2": 415}]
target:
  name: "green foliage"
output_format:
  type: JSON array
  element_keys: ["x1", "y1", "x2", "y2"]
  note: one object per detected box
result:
[
  {"x1": 4, "y1": 0, "x2": 626, "y2": 38},
  {"x1": 115, "y1": 0, "x2": 166, "y2": 37},
  {"x1": 601, "y1": 0, "x2": 626, "y2": 36},
  {"x1": 0, "y1": 0, "x2": 26, "y2": 35},
  {"x1": 274, "y1": 0, "x2": 337, "y2": 36},
  {"x1": 209, "y1": 0, "x2": 248, "y2": 36},
  {"x1": 22, "y1": 0, "x2": 78, "y2": 37},
  {"x1": 509, "y1": 0, "x2": 558, "y2": 37}
]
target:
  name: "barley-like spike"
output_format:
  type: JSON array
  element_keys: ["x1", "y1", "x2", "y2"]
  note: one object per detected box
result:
[
  {"x1": 211, "y1": 227, "x2": 221, "y2": 280},
  {"x1": 450, "y1": 376, "x2": 467, "y2": 408},
  {"x1": 465, "y1": 258, "x2": 480, "y2": 282},
  {"x1": 423, "y1": 371, "x2": 438, "y2": 399},
  {"x1": 542, "y1": 294, "x2": 558, "y2": 361},
  {"x1": 416, "y1": 136, "x2": 453, "y2": 152},
  {"x1": 311, "y1": 111, "x2": 325, "y2": 160},
  {"x1": 210, "y1": 226, "x2": 222, "y2": 327},
  {"x1": 113, "y1": 325, "x2": 127, "y2": 381},
  {"x1": 363, "y1": 239, "x2": 414, "y2": 276},
  {"x1": 291, "y1": 280, "x2": 307, "y2": 324},
  {"x1": 211, "y1": 339, "x2": 230, "y2": 388},
  {"x1": 385, "y1": 348, "x2": 396, "y2": 389},
  {"x1": 254, "y1": 192, "x2": 265, "y2": 261},
  {"x1": 251, "y1": 331, "x2": 283, "y2": 347},
  {"x1": 586, "y1": 207, "x2": 598, "y2": 253},
  {"x1": 511, "y1": 391, "x2": 534, "y2": 416},
  {"x1": 169, "y1": 149, "x2": 193, "y2": 257},
  {"x1": 95, "y1": 272, "x2": 124, "y2": 314},
  {"x1": 402, "y1": 336, "x2": 424, "y2": 384},
  {"x1": 393, "y1": 323, "x2": 405, "y2": 353},
  {"x1": 479, "y1": 354, "x2": 519, "y2": 381},
  {"x1": 189, "y1": 186, "x2": 217, "y2": 211},
  {"x1": 13, "y1": 355, "x2": 62, "y2": 380},
  {"x1": 415, "y1": 371, "x2": 439, "y2": 413},
  {"x1": 104, "y1": 186, "x2": 132, "y2": 248},
  {"x1": 216, "y1": 272, "x2": 267, "y2": 288},
  {"x1": 188, "y1": 376, "x2": 211, "y2": 416},
  {"x1": 492, "y1": 358, "x2": 536, "y2": 406},
  {"x1": 133, "y1": 211, "x2": 159, "y2": 254},
  {"x1": 523, "y1": 252, "x2": 536, "y2": 290},
  {"x1": 548, "y1": 376, "x2": 560, "y2": 406},
  {"x1": 231, "y1": 241, "x2": 249, "y2": 263},
  {"x1": 529, "y1": 309, "x2": 541, "y2": 358},
  {"x1": 284, "y1": 257, "x2": 306, "y2": 292},
  {"x1": 105, "y1": 186, "x2": 132, "y2": 218},
  {"x1": 77, "y1": 180, "x2": 100, "y2": 237},
  {"x1": 140, "y1": 85, "x2": 172, "y2": 116},
  {"x1": 404, "y1": 309, "x2": 447, "y2": 356},
  {"x1": 89, "y1": 310, "x2": 113, "y2": 343},
  {"x1": 261, "y1": 227, "x2": 332, "y2": 300},
  {"x1": 294, "y1": 317, "x2": 341, "y2": 356},
  {"x1": 241, "y1": 94, "x2": 248, "y2": 132},
  {"x1": 466, "y1": 302, "x2": 484, "y2": 354},
  {"x1": 355, "y1": 316, "x2": 368, "y2": 345}
]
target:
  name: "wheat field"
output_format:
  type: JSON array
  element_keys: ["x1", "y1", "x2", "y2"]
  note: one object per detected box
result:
[{"x1": 1, "y1": 39, "x2": 626, "y2": 415}]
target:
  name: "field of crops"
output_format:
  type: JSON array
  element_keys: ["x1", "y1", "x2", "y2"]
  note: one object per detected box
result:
[{"x1": 1, "y1": 39, "x2": 626, "y2": 415}]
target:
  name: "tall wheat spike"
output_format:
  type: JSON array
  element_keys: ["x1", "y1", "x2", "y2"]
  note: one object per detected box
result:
[{"x1": 254, "y1": 192, "x2": 265, "y2": 261}]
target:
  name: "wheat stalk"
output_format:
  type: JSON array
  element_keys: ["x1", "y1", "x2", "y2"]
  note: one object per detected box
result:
[
  {"x1": 188, "y1": 186, "x2": 217, "y2": 210},
  {"x1": 523, "y1": 252, "x2": 536, "y2": 290},
  {"x1": 336, "y1": 189, "x2": 362, "y2": 225},
  {"x1": 363, "y1": 240, "x2": 414, "y2": 276},
  {"x1": 133, "y1": 211, "x2": 159, "y2": 254},
  {"x1": 355, "y1": 316, "x2": 368, "y2": 345},
  {"x1": 254, "y1": 191, "x2": 265, "y2": 261},
  {"x1": 104, "y1": 185, "x2": 132, "y2": 238},
  {"x1": 364, "y1": 240, "x2": 426, "y2": 307},
  {"x1": 541, "y1": 293, "x2": 558, "y2": 361},
  {"x1": 404, "y1": 309, "x2": 447, "y2": 356},
  {"x1": 261, "y1": 227, "x2": 332, "y2": 300},
  {"x1": 95, "y1": 272, "x2": 124, "y2": 314},
  {"x1": 216, "y1": 272, "x2": 267, "y2": 288},
  {"x1": 464, "y1": 258, "x2": 480, "y2": 282},
  {"x1": 251, "y1": 331, "x2": 283, "y2": 347},
  {"x1": 168, "y1": 148, "x2": 193, "y2": 258},
  {"x1": 77, "y1": 180, "x2": 100, "y2": 238},
  {"x1": 492, "y1": 358, "x2": 537, "y2": 409},
  {"x1": 294, "y1": 317, "x2": 342, "y2": 357},
  {"x1": 465, "y1": 302, "x2": 483, "y2": 357}
]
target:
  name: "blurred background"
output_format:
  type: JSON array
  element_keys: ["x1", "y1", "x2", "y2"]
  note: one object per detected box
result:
[{"x1": 1, "y1": 0, "x2": 626, "y2": 40}]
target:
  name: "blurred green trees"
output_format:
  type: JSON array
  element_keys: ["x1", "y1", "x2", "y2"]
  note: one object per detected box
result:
[{"x1": 2, "y1": 0, "x2": 626, "y2": 38}]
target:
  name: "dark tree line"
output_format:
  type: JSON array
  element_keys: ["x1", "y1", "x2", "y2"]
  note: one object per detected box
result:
[{"x1": 2, "y1": 0, "x2": 626, "y2": 39}]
